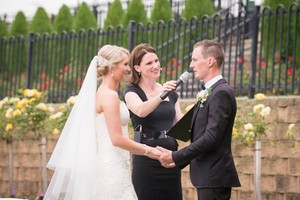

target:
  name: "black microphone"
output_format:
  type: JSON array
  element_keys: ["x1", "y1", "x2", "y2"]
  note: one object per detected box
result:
[{"x1": 160, "y1": 71, "x2": 191, "y2": 100}]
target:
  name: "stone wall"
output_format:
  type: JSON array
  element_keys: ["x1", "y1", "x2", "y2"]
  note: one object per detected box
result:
[{"x1": 0, "y1": 96, "x2": 299, "y2": 200}]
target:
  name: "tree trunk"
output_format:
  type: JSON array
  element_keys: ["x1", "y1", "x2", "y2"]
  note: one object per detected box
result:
[
  {"x1": 254, "y1": 140, "x2": 261, "y2": 200},
  {"x1": 7, "y1": 139, "x2": 15, "y2": 196},
  {"x1": 40, "y1": 136, "x2": 47, "y2": 193}
]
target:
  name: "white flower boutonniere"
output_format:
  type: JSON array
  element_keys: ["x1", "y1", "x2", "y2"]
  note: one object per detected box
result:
[{"x1": 196, "y1": 88, "x2": 212, "y2": 107}]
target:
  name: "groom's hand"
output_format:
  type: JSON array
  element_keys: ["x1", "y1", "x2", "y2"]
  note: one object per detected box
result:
[{"x1": 157, "y1": 146, "x2": 176, "y2": 168}]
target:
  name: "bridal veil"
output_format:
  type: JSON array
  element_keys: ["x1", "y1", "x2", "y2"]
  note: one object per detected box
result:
[{"x1": 44, "y1": 56, "x2": 99, "y2": 199}]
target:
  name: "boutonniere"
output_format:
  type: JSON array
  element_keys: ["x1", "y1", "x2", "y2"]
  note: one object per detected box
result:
[{"x1": 196, "y1": 88, "x2": 212, "y2": 107}]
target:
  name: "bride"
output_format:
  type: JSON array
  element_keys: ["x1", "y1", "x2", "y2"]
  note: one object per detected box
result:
[{"x1": 44, "y1": 45, "x2": 161, "y2": 200}]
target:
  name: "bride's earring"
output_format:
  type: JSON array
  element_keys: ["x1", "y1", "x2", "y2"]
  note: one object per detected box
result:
[{"x1": 111, "y1": 70, "x2": 114, "y2": 77}]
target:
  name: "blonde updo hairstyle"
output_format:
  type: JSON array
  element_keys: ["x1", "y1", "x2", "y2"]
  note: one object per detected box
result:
[{"x1": 96, "y1": 45, "x2": 130, "y2": 77}]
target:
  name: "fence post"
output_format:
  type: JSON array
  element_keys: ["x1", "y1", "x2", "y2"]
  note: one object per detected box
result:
[
  {"x1": 128, "y1": 20, "x2": 135, "y2": 52},
  {"x1": 25, "y1": 32, "x2": 34, "y2": 89},
  {"x1": 248, "y1": 5, "x2": 260, "y2": 98}
]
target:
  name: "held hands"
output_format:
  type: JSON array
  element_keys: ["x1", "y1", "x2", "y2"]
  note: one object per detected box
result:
[
  {"x1": 145, "y1": 146, "x2": 162, "y2": 160},
  {"x1": 156, "y1": 146, "x2": 176, "y2": 168}
]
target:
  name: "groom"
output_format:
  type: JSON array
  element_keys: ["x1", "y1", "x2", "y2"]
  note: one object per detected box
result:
[{"x1": 158, "y1": 40, "x2": 241, "y2": 200}]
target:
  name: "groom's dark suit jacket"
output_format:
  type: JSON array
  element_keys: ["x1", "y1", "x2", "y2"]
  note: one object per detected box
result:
[{"x1": 172, "y1": 79, "x2": 241, "y2": 188}]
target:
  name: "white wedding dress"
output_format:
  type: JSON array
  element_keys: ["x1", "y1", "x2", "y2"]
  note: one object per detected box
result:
[
  {"x1": 95, "y1": 101, "x2": 137, "y2": 200},
  {"x1": 44, "y1": 56, "x2": 137, "y2": 200}
]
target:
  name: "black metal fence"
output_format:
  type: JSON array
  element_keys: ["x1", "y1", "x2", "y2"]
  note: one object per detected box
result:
[{"x1": 0, "y1": 4, "x2": 299, "y2": 103}]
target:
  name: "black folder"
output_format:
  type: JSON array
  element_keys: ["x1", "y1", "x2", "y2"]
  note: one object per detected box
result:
[{"x1": 167, "y1": 104, "x2": 196, "y2": 142}]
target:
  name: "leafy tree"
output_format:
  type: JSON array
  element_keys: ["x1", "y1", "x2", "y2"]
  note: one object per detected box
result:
[
  {"x1": 104, "y1": 0, "x2": 124, "y2": 29},
  {"x1": 10, "y1": 11, "x2": 28, "y2": 72},
  {"x1": 53, "y1": 4, "x2": 73, "y2": 33},
  {"x1": 122, "y1": 0, "x2": 148, "y2": 28},
  {"x1": 29, "y1": 7, "x2": 53, "y2": 82},
  {"x1": 10, "y1": 11, "x2": 28, "y2": 38},
  {"x1": 180, "y1": 0, "x2": 215, "y2": 61},
  {"x1": 122, "y1": 0, "x2": 148, "y2": 47},
  {"x1": 73, "y1": 3, "x2": 98, "y2": 77},
  {"x1": 52, "y1": 5, "x2": 74, "y2": 75},
  {"x1": 0, "y1": 18, "x2": 8, "y2": 38},
  {"x1": 150, "y1": 0, "x2": 173, "y2": 23},
  {"x1": 30, "y1": 7, "x2": 52, "y2": 34},
  {"x1": 74, "y1": 2, "x2": 97, "y2": 31},
  {"x1": 182, "y1": 0, "x2": 215, "y2": 21},
  {"x1": 150, "y1": 0, "x2": 174, "y2": 66},
  {"x1": 0, "y1": 18, "x2": 9, "y2": 74}
]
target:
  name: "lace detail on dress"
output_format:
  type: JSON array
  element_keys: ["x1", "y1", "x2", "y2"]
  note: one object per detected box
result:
[{"x1": 95, "y1": 102, "x2": 137, "y2": 200}]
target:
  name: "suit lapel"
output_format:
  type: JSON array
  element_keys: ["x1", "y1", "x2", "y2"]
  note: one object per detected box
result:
[
  {"x1": 191, "y1": 103, "x2": 200, "y2": 127},
  {"x1": 190, "y1": 78, "x2": 227, "y2": 128}
]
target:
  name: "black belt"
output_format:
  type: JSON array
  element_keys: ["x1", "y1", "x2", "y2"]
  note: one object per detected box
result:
[{"x1": 142, "y1": 130, "x2": 168, "y2": 141}]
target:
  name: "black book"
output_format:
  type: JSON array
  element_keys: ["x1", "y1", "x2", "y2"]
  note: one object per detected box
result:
[{"x1": 167, "y1": 104, "x2": 196, "y2": 142}]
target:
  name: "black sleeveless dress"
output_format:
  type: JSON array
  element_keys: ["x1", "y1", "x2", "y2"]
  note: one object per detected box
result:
[{"x1": 125, "y1": 85, "x2": 182, "y2": 200}]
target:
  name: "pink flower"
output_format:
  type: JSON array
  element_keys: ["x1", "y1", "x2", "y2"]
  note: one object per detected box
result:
[
  {"x1": 64, "y1": 64, "x2": 69, "y2": 72},
  {"x1": 237, "y1": 57, "x2": 244, "y2": 64},
  {"x1": 287, "y1": 68, "x2": 293, "y2": 75},
  {"x1": 261, "y1": 61, "x2": 267, "y2": 68},
  {"x1": 41, "y1": 72, "x2": 46, "y2": 79}
]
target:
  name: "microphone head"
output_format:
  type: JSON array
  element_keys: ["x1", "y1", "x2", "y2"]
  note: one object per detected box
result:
[{"x1": 179, "y1": 71, "x2": 191, "y2": 83}]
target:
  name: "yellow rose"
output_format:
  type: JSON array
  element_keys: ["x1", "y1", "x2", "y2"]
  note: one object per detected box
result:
[
  {"x1": 245, "y1": 133, "x2": 254, "y2": 142},
  {"x1": 24, "y1": 89, "x2": 42, "y2": 98},
  {"x1": 0, "y1": 100, "x2": 5, "y2": 109},
  {"x1": 232, "y1": 127, "x2": 238, "y2": 137},
  {"x1": 5, "y1": 124, "x2": 13, "y2": 131},
  {"x1": 253, "y1": 103, "x2": 265, "y2": 114},
  {"x1": 9, "y1": 97, "x2": 20, "y2": 104},
  {"x1": 12, "y1": 109, "x2": 22, "y2": 117},
  {"x1": 17, "y1": 98, "x2": 29, "y2": 109},
  {"x1": 254, "y1": 93, "x2": 266, "y2": 101},
  {"x1": 50, "y1": 112, "x2": 63, "y2": 120},
  {"x1": 5, "y1": 108, "x2": 13, "y2": 118},
  {"x1": 29, "y1": 98, "x2": 36, "y2": 103},
  {"x1": 33, "y1": 89, "x2": 42, "y2": 98},
  {"x1": 286, "y1": 124, "x2": 295, "y2": 138},
  {"x1": 24, "y1": 89, "x2": 35, "y2": 97},
  {"x1": 288, "y1": 124, "x2": 295, "y2": 130},
  {"x1": 59, "y1": 105, "x2": 66, "y2": 110},
  {"x1": 248, "y1": 131, "x2": 255, "y2": 138},
  {"x1": 67, "y1": 96, "x2": 77, "y2": 106},
  {"x1": 48, "y1": 107, "x2": 55, "y2": 113},
  {"x1": 53, "y1": 128, "x2": 60, "y2": 135},
  {"x1": 2, "y1": 97, "x2": 9, "y2": 102},
  {"x1": 0, "y1": 97, "x2": 9, "y2": 108},
  {"x1": 36, "y1": 103, "x2": 48, "y2": 111},
  {"x1": 244, "y1": 123, "x2": 254, "y2": 131},
  {"x1": 260, "y1": 106, "x2": 271, "y2": 118}
]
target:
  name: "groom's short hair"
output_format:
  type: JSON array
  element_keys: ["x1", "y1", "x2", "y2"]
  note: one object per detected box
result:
[{"x1": 194, "y1": 40, "x2": 224, "y2": 68}]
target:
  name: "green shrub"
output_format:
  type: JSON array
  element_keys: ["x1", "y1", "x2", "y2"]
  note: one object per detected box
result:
[
  {"x1": 10, "y1": 11, "x2": 28, "y2": 38},
  {"x1": 150, "y1": 0, "x2": 173, "y2": 23},
  {"x1": 54, "y1": 4, "x2": 73, "y2": 33},
  {"x1": 104, "y1": 0, "x2": 124, "y2": 29},
  {"x1": 0, "y1": 18, "x2": 8, "y2": 38},
  {"x1": 74, "y1": 2, "x2": 97, "y2": 31},
  {"x1": 30, "y1": 7, "x2": 52, "y2": 34}
]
